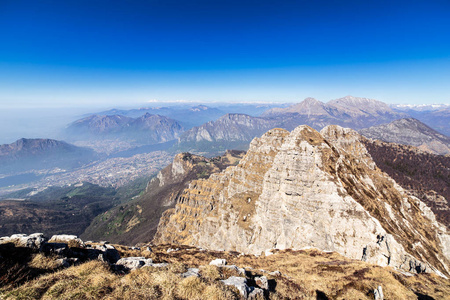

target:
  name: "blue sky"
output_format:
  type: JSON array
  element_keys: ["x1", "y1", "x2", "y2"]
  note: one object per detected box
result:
[{"x1": 1, "y1": 0, "x2": 449, "y2": 107}]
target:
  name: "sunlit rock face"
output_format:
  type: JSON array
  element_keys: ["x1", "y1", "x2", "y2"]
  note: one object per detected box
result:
[{"x1": 155, "y1": 125, "x2": 450, "y2": 276}]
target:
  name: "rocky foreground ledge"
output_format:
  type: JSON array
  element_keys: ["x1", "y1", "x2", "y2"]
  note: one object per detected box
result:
[
  {"x1": 0, "y1": 233, "x2": 275, "y2": 299},
  {"x1": 1, "y1": 233, "x2": 450, "y2": 299}
]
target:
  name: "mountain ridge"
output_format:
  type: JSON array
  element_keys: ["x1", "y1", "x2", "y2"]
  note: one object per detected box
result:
[{"x1": 155, "y1": 125, "x2": 450, "y2": 276}]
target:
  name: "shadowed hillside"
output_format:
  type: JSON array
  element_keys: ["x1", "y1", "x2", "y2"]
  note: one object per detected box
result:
[{"x1": 363, "y1": 139, "x2": 450, "y2": 229}]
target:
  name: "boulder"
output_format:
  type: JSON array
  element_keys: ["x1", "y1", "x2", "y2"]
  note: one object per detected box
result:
[
  {"x1": 115, "y1": 257, "x2": 153, "y2": 270},
  {"x1": 49, "y1": 235, "x2": 85, "y2": 247},
  {"x1": 210, "y1": 258, "x2": 227, "y2": 266},
  {"x1": 221, "y1": 276, "x2": 249, "y2": 298}
]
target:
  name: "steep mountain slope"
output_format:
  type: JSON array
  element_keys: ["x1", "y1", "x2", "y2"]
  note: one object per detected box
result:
[
  {"x1": 177, "y1": 113, "x2": 277, "y2": 155},
  {"x1": 82, "y1": 150, "x2": 245, "y2": 244},
  {"x1": 363, "y1": 139, "x2": 450, "y2": 229},
  {"x1": 360, "y1": 118, "x2": 450, "y2": 155},
  {"x1": 262, "y1": 95, "x2": 405, "y2": 130},
  {"x1": 155, "y1": 125, "x2": 450, "y2": 276},
  {"x1": 0, "y1": 138, "x2": 96, "y2": 174}
]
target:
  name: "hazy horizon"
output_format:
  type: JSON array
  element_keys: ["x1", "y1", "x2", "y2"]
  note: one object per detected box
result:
[{"x1": 1, "y1": 1, "x2": 450, "y2": 143}]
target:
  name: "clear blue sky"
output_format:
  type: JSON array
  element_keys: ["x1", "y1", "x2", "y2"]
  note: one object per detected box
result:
[{"x1": 1, "y1": 0, "x2": 449, "y2": 107}]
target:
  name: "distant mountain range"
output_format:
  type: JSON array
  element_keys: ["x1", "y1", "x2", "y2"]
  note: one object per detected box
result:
[
  {"x1": 177, "y1": 96, "x2": 409, "y2": 155},
  {"x1": 262, "y1": 95, "x2": 406, "y2": 130},
  {"x1": 360, "y1": 118, "x2": 450, "y2": 155},
  {"x1": 94, "y1": 103, "x2": 289, "y2": 129},
  {"x1": 60, "y1": 96, "x2": 450, "y2": 157},
  {"x1": 0, "y1": 138, "x2": 96, "y2": 174},
  {"x1": 95, "y1": 105, "x2": 224, "y2": 129}
]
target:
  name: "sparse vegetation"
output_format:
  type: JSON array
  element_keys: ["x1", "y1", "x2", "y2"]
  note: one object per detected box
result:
[
  {"x1": 364, "y1": 139, "x2": 450, "y2": 228},
  {"x1": 1, "y1": 243, "x2": 450, "y2": 299}
]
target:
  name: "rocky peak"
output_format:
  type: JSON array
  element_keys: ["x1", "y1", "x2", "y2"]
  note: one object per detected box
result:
[{"x1": 155, "y1": 125, "x2": 450, "y2": 276}]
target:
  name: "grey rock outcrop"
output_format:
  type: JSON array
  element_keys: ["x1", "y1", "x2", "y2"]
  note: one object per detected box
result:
[
  {"x1": 155, "y1": 125, "x2": 450, "y2": 276},
  {"x1": 49, "y1": 234, "x2": 85, "y2": 247},
  {"x1": 0, "y1": 233, "x2": 47, "y2": 250},
  {"x1": 220, "y1": 276, "x2": 265, "y2": 299},
  {"x1": 115, "y1": 257, "x2": 153, "y2": 270}
]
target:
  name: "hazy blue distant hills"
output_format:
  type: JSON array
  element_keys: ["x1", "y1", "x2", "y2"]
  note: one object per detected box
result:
[
  {"x1": 360, "y1": 118, "x2": 450, "y2": 155},
  {"x1": 0, "y1": 138, "x2": 97, "y2": 174},
  {"x1": 262, "y1": 96, "x2": 406, "y2": 131},
  {"x1": 391, "y1": 104, "x2": 450, "y2": 136},
  {"x1": 65, "y1": 113, "x2": 184, "y2": 145}
]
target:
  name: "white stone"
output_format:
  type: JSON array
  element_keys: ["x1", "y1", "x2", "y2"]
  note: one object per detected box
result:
[{"x1": 210, "y1": 258, "x2": 227, "y2": 266}]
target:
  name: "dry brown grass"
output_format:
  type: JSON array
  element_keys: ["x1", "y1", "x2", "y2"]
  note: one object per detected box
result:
[
  {"x1": 2, "y1": 245, "x2": 449, "y2": 300},
  {"x1": 200, "y1": 265, "x2": 222, "y2": 281},
  {"x1": 28, "y1": 253, "x2": 61, "y2": 270}
]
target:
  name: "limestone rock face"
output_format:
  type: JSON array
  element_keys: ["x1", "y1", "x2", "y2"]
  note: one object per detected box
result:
[{"x1": 154, "y1": 125, "x2": 450, "y2": 276}]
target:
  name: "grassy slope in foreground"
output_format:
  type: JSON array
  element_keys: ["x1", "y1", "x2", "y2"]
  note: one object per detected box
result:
[{"x1": 1, "y1": 244, "x2": 449, "y2": 300}]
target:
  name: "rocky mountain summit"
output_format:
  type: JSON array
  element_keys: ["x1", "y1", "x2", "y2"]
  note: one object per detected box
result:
[
  {"x1": 360, "y1": 118, "x2": 450, "y2": 155},
  {"x1": 155, "y1": 125, "x2": 450, "y2": 277}
]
